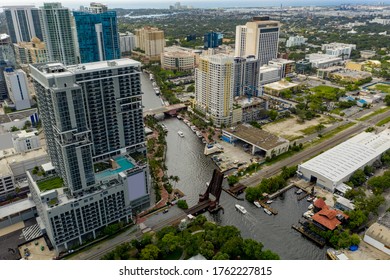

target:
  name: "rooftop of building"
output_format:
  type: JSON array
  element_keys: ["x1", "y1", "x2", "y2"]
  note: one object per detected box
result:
[
  {"x1": 299, "y1": 129, "x2": 390, "y2": 183},
  {"x1": 235, "y1": 96, "x2": 267, "y2": 107},
  {"x1": 336, "y1": 196, "x2": 355, "y2": 210},
  {"x1": 33, "y1": 58, "x2": 141, "y2": 76},
  {"x1": 0, "y1": 197, "x2": 35, "y2": 219},
  {"x1": 0, "y1": 147, "x2": 48, "y2": 177},
  {"x1": 312, "y1": 207, "x2": 348, "y2": 230},
  {"x1": 12, "y1": 130, "x2": 38, "y2": 139},
  {"x1": 365, "y1": 213, "x2": 390, "y2": 247},
  {"x1": 322, "y1": 42, "x2": 356, "y2": 48},
  {"x1": 264, "y1": 80, "x2": 299, "y2": 91},
  {"x1": 223, "y1": 123, "x2": 288, "y2": 151},
  {"x1": 163, "y1": 50, "x2": 195, "y2": 58},
  {"x1": 269, "y1": 58, "x2": 295, "y2": 64},
  {"x1": 307, "y1": 53, "x2": 341, "y2": 62},
  {"x1": 332, "y1": 70, "x2": 372, "y2": 79},
  {"x1": 6, "y1": 109, "x2": 37, "y2": 123}
]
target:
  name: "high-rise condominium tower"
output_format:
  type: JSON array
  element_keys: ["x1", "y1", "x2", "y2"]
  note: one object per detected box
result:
[
  {"x1": 28, "y1": 58, "x2": 150, "y2": 252},
  {"x1": 235, "y1": 16, "x2": 280, "y2": 66},
  {"x1": 3, "y1": 5, "x2": 43, "y2": 43},
  {"x1": 39, "y1": 3, "x2": 79, "y2": 65},
  {"x1": 195, "y1": 54, "x2": 234, "y2": 127},
  {"x1": 73, "y1": 9, "x2": 120, "y2": 63}
]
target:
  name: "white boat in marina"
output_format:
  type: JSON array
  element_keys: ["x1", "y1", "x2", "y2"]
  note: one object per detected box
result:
[
  {"x1": 235, "y1": 204, "x2": 247, "y2": 214},
  {"x1": 264, "y1": 208, "x2": 272, "y2": 215},
  {"x1": 266, "y1": 200, "x2": 273, "y2": 204},
  {"x1": 178, "y1": 131, "x2": 184, "y2": 137},
  {"x1": 254, "y1": 201, "x2": 262, "y2": 208}
]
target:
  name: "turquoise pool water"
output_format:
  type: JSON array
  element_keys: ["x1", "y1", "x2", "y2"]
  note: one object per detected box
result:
[{"x1": 95, "y1": 156, "x2": 135, "y2": 180}]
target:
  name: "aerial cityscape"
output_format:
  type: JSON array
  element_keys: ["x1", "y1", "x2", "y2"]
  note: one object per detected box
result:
[{"x1": 0, "y1": 1, "x2": 390, "y2": 261}]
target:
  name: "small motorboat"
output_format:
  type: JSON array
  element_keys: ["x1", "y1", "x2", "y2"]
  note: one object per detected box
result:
[
  {"x1": 235, "y1": 204, "x2": 247, "y2": 214},
  {"x1": 264, "y1": 208, "x2": 272, "y2": 215},
  {"x1": 254, "y1": 201, "x2": 262, "y2": 208},
  {"x1": 266, "y1": 200, "x2": 273, "y2": 204}
]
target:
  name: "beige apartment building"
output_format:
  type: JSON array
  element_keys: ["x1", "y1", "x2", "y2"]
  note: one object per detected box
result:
[
  {"x1": 14, "y1": 37, "x2": 48, "y2": 67},
  {"x1": 135, "y1": 27, "x2": 165, "y2": 61}
]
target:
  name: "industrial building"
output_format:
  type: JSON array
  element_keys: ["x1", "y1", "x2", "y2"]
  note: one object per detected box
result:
[
  {"x1": 222, "y1": 124, "x2": 289, "y2": 157},
  {"x1": 298, "y1": 130, "x2": 390, "y2": 192},
  {"x1": 364, "y1": 212, "x2": 390, "y2": 256}
]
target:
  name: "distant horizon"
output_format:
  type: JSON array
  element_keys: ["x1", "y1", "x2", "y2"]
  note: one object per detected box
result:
[{"x1": 1, "y1": 0, "x2": 390, "y2": 10}]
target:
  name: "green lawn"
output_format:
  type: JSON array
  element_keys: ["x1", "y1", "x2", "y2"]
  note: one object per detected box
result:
[
  {"x1": 37, "y1": 176, "x2": 63, "y2": 192},
  {"x1": 357, "y1": 107, "x2": 390, "y2": 121},
  {"x1": 370, "y1": 83, "x2": 390, "y2": 94},
  {"x1": 310, "y1": 85, "x2": 340, "y2": 101},
  {"x1": 376, "y1": 116, "x2": 390, "y2": 126},
  {"x1": 300, "y1": 125, "x2": 320, "y2": 135}
]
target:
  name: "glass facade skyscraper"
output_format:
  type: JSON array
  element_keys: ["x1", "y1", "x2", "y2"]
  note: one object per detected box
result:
[
  {"x1": 39, "y1": 3, "x2": 79, "y2": 66},
  {"x1": 73, "y1": 11, "x2": 120, "y2": 63},
  {"x1": 4, "y1": 5, "x2": 43, "y2": 43}
]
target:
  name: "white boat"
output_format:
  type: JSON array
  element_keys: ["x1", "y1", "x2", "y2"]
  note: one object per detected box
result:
[
  {"x1": 254, "y1": 201, "x2": 262, "y2": 208},
  {"x1": 296, "y1": 189, "x2": 303, "y2": 195},
  {"x1": 177, "y1": 131, "x2": 184, "y2": 137},
  {"x1": 235, "y1": 204, "x2": 247, "y2": 214},
  {"x1": 266, "y1": 200, "x2": 273, "y2": 204},
  {"x1": 264, "y1": 208, "x2": 272, "y2": 215}
]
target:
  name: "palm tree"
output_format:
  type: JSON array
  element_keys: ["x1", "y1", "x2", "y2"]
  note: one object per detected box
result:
[{"x1": 169, "y1": 175, "x2": 180, "y2": 189}]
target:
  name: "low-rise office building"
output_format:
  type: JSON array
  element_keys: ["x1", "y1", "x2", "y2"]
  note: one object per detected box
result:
[{"x1": 263, "y1": 80, "x2": 299, "y2": 96}]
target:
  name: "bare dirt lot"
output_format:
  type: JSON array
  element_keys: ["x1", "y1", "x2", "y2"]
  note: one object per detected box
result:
[{"x1": 262, "y1": 115, "x2": 334, "y2": 141}]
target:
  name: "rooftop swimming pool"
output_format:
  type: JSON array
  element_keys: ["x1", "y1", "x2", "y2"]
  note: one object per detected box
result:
[{"x1": 95, "y1": 156, "x2": 135, "y2": 180}]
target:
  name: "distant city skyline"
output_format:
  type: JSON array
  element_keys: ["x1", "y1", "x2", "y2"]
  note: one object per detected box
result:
[{"x1": 1, "y1": 0, "x2": 389, "y2": 10}]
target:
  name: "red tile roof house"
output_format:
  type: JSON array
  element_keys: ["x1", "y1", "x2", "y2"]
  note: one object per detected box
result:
[{"x1": 312, "y1": 198, "x2": 349, "y2": 231}]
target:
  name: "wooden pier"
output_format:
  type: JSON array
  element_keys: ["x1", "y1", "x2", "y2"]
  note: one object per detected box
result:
[
  {"x1": 291, "y1": 224, "x2": 326, "y2": 247},
  {"x1": 222, "y1": 188, "x2": 244, "y2": 200},
  {"x1": 268, "y1": 184, "x2": 295, "y2": 199},
  {"x1": 297, "y1": 192, "x2": 310, "y2": 201},
  {"x1": 259, "y1": 201, "x2": 278, "y2": 215}
]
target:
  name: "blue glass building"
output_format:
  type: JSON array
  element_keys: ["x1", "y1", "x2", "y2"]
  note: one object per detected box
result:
[
  {"x1": 73, "y1": 11, "x2": 120, "y2": 63},
  {"x1": 203, "y1": 32, "x2": 223, "y2": 49}
]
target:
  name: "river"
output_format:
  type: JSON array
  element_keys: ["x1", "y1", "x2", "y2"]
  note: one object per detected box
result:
[{"x1": 141, "y1": 75, "x2": 327, "y2": 260}]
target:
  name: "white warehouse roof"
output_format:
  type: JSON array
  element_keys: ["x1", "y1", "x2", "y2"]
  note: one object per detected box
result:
[{"x1": 299, "y1": 129, "x2": 390, "y2": 184}]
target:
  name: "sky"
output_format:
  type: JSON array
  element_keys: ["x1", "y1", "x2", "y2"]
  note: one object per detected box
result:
[{"x1": 1, "y1": 0, "x2": 389, "y2": 10}]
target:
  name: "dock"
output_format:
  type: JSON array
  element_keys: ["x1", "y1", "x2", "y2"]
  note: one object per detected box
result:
[
  {"x1": 222, "y1": 188, "x2": 244, "y2": 200},
  {"x1": 268, "y1": 183, "x2": 295, "y2": 199},
  {"x1": 258, "y1": 201, "x2": 278, "y2": 215},
  {"x1": 297, "y1": 192, "x2": 310, "y2": 201},
  {"x1": 291, "y1": 224, "x2": 326, "y2": 247}
]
